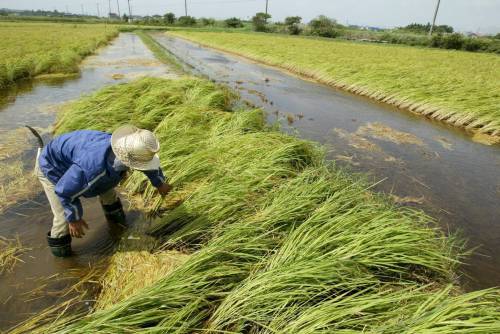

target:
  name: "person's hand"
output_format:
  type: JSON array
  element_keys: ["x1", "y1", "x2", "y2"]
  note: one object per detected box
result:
[
  {"x1": 158, "y1": 183, "x2": 173, "y2": 196},
  {"x1": 68, "y1": 219, "x2": 89, "y2": 238}
]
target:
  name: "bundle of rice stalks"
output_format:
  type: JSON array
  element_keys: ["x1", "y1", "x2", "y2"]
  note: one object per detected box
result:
[
  {"x1": 95, "y1": 250, "x2": 189, "y2": 310},
  {"x1": 207, "y1": 185, "x2": 461, "y2": 331},
  {"x1": 54, "y1": 76, "x2": 233, "y2": 135},
  {"x1": 35, "y1": 77, "x2": 499, "y2": 333},
  {"x1": 266, "y1": 285, "x2": 500, "y2": 333},
  {"x1": 0, "y1": 235, "x2": 28, "y2": 275}
]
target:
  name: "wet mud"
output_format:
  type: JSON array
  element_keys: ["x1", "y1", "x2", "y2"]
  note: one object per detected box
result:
[{"x1": 151, "y1": 32, "x2": 500, "y2": 291}]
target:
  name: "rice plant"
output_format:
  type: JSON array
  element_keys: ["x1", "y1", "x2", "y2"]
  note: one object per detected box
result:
[
  {"x1": 168, "y1": 31, "x2": 500, "y2": 137},
  {"x1": 27, "y1": 77, "x2": 499, "y2": 333},
  {"x1": 0, "y1": 22, "x2": 118, "y2": 89},
  {"x1": 94, "y1": 250, "x2": 189, "y2": 310},
  {"x1": 0, "y1": 235, "x2": 28, "y2": 275},
  {"x1": 0, "y1": 160, "x2": 40, "y2": 214}
]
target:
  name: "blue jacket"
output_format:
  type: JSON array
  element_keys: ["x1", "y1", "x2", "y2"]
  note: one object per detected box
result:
[{"x1": 39, "y1": 130, "x2": 165, "y2": 222}]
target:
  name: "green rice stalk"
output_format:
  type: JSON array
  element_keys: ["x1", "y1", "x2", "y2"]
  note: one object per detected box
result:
[{"x1": 29, "y1": 77, "x2": 499, "y2": 333}]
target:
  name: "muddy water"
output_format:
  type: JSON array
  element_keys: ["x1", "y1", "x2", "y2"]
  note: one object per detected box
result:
[
  {"x1": 152, "y1": 33, "x2": 500, "y2": 291},
  {"x1": 0, "y1": 33, "x2": 175, "y2": 330}
]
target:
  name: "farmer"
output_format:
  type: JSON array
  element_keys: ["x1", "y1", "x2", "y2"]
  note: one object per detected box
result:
[{"x1": 33, "y1": 125, "x2": 172, "y2": 257}]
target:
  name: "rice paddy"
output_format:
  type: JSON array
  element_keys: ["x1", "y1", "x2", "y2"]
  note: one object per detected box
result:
[
  {"x1": 0, "y1": 22, "x2": 118, "y2": 89},
  {"x1": 18, "y1": 76, "x2": 497, "y2": 333},
  {"x1": 168, "y1": 31, "x2": 500, "y2": 138}
]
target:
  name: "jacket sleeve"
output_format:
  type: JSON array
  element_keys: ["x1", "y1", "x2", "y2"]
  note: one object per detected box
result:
[
  {"x1": 54, "y1": 164, "x2": 86, "y2": 222},
  {"x1": 142, "y1": 168, "x2": 166, "y2": 188}
]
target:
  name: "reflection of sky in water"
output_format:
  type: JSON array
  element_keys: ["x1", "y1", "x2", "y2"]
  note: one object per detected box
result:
[{"x1": 154, "y1": 33, "x2": 500, "y2": 290}]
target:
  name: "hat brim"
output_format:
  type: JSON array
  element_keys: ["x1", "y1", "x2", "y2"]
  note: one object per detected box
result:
[{"x1": 127, "y1": 153, "x2": 161, "y2": 171}]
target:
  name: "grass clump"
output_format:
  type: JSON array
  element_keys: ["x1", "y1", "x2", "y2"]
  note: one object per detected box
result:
[
  {"x1": 0, "y1": 236, "x2": 28, "y2": 275},
  {"x1": 0, "y1": 160, "x2": 40, "y2": 214},
  {"x1": 169, "y1": 31, "x2": 500, "y2": 138},
  {"x1": 95, "y1": 250, "x2": 189, "y2": 310},
  {"x1": 0, "y1": 22, "x2": 118, "y2": 89},
  {"x1": 36, "y1": 77, "x2": 500, "y2": 333}
]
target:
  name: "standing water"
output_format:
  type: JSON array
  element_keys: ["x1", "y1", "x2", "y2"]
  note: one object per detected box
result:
[
  {"x1": 0, "y1": 33, "x2": 175, "y2": 330},
  {"x1": 151, "y1": 33, "x2": 500, "y2": 291}
]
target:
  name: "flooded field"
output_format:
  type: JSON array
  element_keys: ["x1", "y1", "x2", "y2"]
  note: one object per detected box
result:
[
  {"x1": 0, "y1": 33, "x2": 175, "y2": 330},
  {"x1": 152, "y1": 33, "x2": 500, "y2": 291},
  {"x1": 0, "y1": 30, "x2": 498, "y2": 331}
]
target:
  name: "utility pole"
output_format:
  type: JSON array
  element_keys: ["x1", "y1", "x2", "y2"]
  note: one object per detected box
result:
[
  {"x1": 429, "y1": 0, "x2": 441, "y2": 36},
  {"x1": 81, "y1": 4, "x2": 85, "y2": 16},
  {"x1": 127, "y1": 0, "x2": 132, "y2": 22},
  {"x1": 185, "y1": 0, "x2": 188, "y2": 16},
  {"x1": 97, "y1": 3, "x2": 100, "y2": 17},
  {"x1": 116, "y1": 0, "x2": 121, "y2": 17},
  {"x1": 108, "y1": 0, "x2": 111, "y2": 18},
  {"x1": 265, "y1": 0, "x2": 269, "y2": 15}
]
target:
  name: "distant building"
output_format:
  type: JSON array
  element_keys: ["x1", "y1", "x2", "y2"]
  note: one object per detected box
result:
[
  {"x1": 352, "y1": 25, "x2": 384, "y2": 32},
  {"x1": 466, "y1": 32, "x2": 482, "y2": 38}
]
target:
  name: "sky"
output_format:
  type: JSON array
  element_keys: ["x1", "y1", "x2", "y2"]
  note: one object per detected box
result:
[{"x1": 2, "y1": 0, "x2": 500, "y2": 33}]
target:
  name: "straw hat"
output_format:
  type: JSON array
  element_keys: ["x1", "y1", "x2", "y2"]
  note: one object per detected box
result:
[{"x1": 111, "y1": 125, "x2": 161, "y2": 171}]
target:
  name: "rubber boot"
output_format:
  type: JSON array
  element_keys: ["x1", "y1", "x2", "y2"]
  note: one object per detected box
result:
[
  {"x1": 47, "y1": 232, "x2": 72, "y2": 257},
  {"x1": 102, "y1": 198, "x2": 126, "y2": 228}
]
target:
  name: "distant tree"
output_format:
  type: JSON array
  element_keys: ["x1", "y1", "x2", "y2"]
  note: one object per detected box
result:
[
  {"x1": 494, "y1": 33, "x2": 500, "y2": 40},
  {"x1": 442, "y1": 33, "x2": 464, "y2": 49},
  {"x1": 463, "y1": 38, "x2": 487, "y2": 52},
  {"x1": 122, "y1": 13, "x2": 129, "y2": 22},
  {"x1": 435, "y1": 24, "x2": 454, "y2": 33},
  {"x1": 163, "y1": 12, "x2": 176, "y2": 24},
  {"x1": 225, "y1": 17, "x2": 244, "y2": 28},
  {"x1": 308, "y1": 16, "x2": 339, "y2": 38},
  {"x1": 252, "y1": 12, "x2": 271, "y2": 32},
  {"x1": 177, "y1": 15, "x2": 197, "y2": 26},
  {"x1": 402, "y1": 22, "x2": 453, "y2": 34},
  {"x1": 200, "y1": 17, "x2": 216, "y2": 26},
  {"x1": 430, "y1": 33, "x2": 444, "y2": 47},
  {"x1": 284, "y1": 16, "x2": 302, "y2": 35}
]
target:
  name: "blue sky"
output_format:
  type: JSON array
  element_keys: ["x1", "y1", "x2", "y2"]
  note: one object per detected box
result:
[{"x1": 2, "y1": 0, "x2": 500, "y2": 33}]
